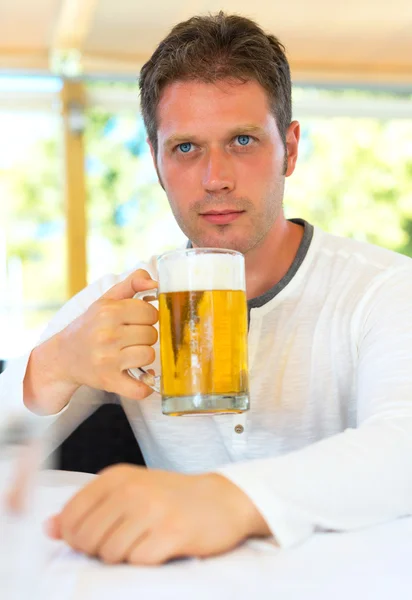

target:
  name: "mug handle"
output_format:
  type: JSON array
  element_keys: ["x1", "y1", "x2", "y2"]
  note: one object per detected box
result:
[{"x1": 127, "y1": 288, "x2": 161, "y2": 394}]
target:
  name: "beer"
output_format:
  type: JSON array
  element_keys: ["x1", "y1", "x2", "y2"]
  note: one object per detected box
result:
[
  {"x1": 159, "y1": 289, "x2": 249, "y2": 414},
  {"x1": 129, "y1": 248, "x2": 250, "y2": 416},
  {"x1": 157, "y1": 250, "x2": 249, "y2": 416}
]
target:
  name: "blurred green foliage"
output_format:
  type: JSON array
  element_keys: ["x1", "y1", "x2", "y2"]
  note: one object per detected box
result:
[
  {"x1": 286, "y1": 118, "x2": 412, "y2": 256},
  {"x1": 2, "y1": 88, "x2": 412, "y2": 325}
]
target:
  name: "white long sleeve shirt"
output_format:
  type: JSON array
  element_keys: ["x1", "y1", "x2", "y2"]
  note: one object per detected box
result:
[{"x1": 1, "y1": 220, "x2": 412, "y2": 547}]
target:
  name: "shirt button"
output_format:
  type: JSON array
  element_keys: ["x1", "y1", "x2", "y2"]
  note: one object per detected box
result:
[{"x1": 234, "y1": 424, "x2": 244, "y2": 434}]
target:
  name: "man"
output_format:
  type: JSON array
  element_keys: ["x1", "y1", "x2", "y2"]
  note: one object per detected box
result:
[{"x1": 1, "y1": 12, "x2": 412, "y2": 566}]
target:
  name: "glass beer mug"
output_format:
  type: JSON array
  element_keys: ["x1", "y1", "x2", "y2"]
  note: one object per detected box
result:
[{"x1": 128, "y1": 248, "x2": 250, "y2": 416}]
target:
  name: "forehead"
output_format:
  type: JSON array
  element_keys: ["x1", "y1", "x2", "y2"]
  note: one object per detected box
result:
[{"x1": 156, "y1": 79, "x2": 273, "y2": 138}]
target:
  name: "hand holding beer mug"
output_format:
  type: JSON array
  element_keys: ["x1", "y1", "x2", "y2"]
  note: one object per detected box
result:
[{"x1": 129, "y1": 248, "x2": 250, "y2": 416}]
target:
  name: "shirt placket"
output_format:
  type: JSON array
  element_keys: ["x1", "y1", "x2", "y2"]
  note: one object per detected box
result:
[
  {"x1": 212, "y1": 309, "x2": 260, "y2": 461},
  {"x1": 230, "y1": 411, "x2": 249, "y2": 455}
]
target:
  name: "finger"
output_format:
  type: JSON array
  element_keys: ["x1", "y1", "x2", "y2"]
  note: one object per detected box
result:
[
  {"x1": 102, "y1": 270, "x2": 158, "y2": 301},
  {"x1": 119, "y1": 325, "x2": 158, "y2": 349},
  {"x1": 59, "y1": 468, "x2": 132, "y2": 547},
  {"x1": 98, "y1": 517, "x2": 150, "y2": 564},
  {"x1": 118, "y1": 299, "x2": 159, "y2": 326},
  {"x1": 127, "y1": 530, "x2": 184, "y2": 566},
  {"x1": 44, "y1": 514, "x2": 61, "y2": 539},
  {"x1": 119, "y1": 345, "x2": 156, "y2": 371},
  {"x1": 115, "y1": 372, "x2": 154, "y2": 400},
  {"x1": 95, "y1": 298, "x2": 158, "y2": 327},
  {"x1": 71, "y1": 494, "x2": 128, "y2": 556}
]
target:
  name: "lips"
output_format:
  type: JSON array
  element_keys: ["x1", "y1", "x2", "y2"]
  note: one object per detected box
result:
[
  {"x1": 203, "y1": 209, "x2": 239, "y2": 214},
  {"x1": 200, "y1": 209, "x2": 245, "y2": 225}
]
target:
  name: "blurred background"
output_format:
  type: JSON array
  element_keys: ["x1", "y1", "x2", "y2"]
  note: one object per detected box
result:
[{"x1": 1, "y1": 0, "x2": 412, "y2": 364}]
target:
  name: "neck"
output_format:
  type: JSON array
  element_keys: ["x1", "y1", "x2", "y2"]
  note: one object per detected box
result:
[{"x1": 244, "y1": 215, "x2": 304, "y2": 300}]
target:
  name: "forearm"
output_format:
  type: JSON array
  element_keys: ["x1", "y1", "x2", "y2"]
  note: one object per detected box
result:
[{"x1": 23, "y1": 332, "x2": 80, "y2": 415}]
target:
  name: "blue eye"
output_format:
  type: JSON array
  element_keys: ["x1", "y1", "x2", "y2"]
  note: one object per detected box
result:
[
  {"x1": 237, "y1": 135, "x2": 250, "y2": 146},
  {"x1": 178, "y1": 142, "x2": 192, "y2": 153}
]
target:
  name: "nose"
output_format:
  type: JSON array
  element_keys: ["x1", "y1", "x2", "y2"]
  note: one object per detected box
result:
[{"x1": 202, "y1": 148, "x2": 235, "y2": 194}]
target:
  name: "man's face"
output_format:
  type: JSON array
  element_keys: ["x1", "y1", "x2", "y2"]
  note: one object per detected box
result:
[{"x1": 152, "y1": 78, "x2": 298, "y2": 253}]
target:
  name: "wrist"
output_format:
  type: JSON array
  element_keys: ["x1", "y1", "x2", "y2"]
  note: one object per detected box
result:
[
  {"x1": 52, "y1": 328, "x2": 79, "y2": 387},
  {"x1": 206, "y1": 473, "x2": 271, "y2": 539},
  {"x1": 23, "y1": 334, "x2": 80, "y2": 415}
]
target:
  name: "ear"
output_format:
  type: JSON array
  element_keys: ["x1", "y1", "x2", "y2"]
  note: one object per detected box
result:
[{"x1": 284, "y1": 121, "x2": 300, "y2": 177}]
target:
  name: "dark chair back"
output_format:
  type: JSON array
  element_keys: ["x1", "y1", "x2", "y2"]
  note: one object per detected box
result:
[
  {"x1": 0, "y1": 359, "x2": 141, "y2": 473},
  {"x1": 51, "y1": 404, "x2": 146, "y2": 474}
]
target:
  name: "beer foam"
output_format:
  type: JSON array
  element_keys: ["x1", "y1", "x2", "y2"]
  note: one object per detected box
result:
[{"x1": 158, "y1": 251, "x2": 245, "y2": 292}]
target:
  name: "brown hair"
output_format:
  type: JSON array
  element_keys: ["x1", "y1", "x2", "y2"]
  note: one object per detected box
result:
[{"x1": 139, "y1": 12, "x2": 292, "y2": 156}]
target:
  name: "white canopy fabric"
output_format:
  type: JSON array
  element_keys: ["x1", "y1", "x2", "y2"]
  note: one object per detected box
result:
[{"x1": 0, "y1": 0, "x2": 411, "y2": 84}]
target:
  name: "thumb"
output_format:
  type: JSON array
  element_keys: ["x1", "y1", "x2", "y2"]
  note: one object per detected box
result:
[{"x1": 102, "y1": 269, "x2": 158, "y2": 301}]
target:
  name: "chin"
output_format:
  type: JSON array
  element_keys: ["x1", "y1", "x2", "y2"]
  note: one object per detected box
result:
[{"x1": 193, "y1": 235, "x2": 249, "y2": 254}]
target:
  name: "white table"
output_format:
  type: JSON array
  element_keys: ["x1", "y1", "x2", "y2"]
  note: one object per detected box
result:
[{"x1": 33, "y1": 470, "x2": 412, "y2": 600}]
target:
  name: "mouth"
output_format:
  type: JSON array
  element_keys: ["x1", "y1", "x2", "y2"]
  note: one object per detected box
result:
[{"x1": 200, "y1": 209, "x2": 245, "y2": 225}]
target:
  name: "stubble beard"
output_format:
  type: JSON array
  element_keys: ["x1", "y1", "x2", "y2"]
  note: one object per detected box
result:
[
  {"x1": 168, "y1": 190, "x2": 284, "y2": 255},
  {"x1": 155, "y1": 158, "x2": 287, "y2": 254}
]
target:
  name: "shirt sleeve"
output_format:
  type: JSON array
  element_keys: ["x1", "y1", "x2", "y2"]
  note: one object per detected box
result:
[
  {"x1": 0, "y1": 271, "x2": 137, "y2": 447},
  {"x1": 216, "y1": 266, "x2": 412, "y2": 547}
]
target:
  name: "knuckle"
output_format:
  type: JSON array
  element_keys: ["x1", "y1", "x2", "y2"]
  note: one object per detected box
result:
[
  {"x1": 155, "y1": 514, "x2": 187, "y2": 548},
  {"x1": 122, "y1": 483, "x2": 140, "y2": 504},
  {"x1": 95, "y1": 300, "x2": 119, "y2": 322},
  {"x1": 95, "y1": 328, "x2": 117, "y2": 346},
  {"x1": 99, "y1": 464, "x2": 134, "y2": 481},
  {"x1": 162, "y1": 516, "x2": 184, "y2": 539},
  {"x1": 91, "y1": 347, "x2": 118, "y2": 372},
  {"x1": 91, "y1": 346, "x2": 104, "y2": 364}
]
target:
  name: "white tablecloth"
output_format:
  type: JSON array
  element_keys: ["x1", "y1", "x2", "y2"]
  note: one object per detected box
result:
[{"x1": 33, "y1": 470, "x2": 412, "y2": 600}]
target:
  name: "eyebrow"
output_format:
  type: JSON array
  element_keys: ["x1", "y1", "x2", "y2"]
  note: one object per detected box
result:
[{"x1": 163, "y1": 125, "x2": 266, "y2": 149}]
